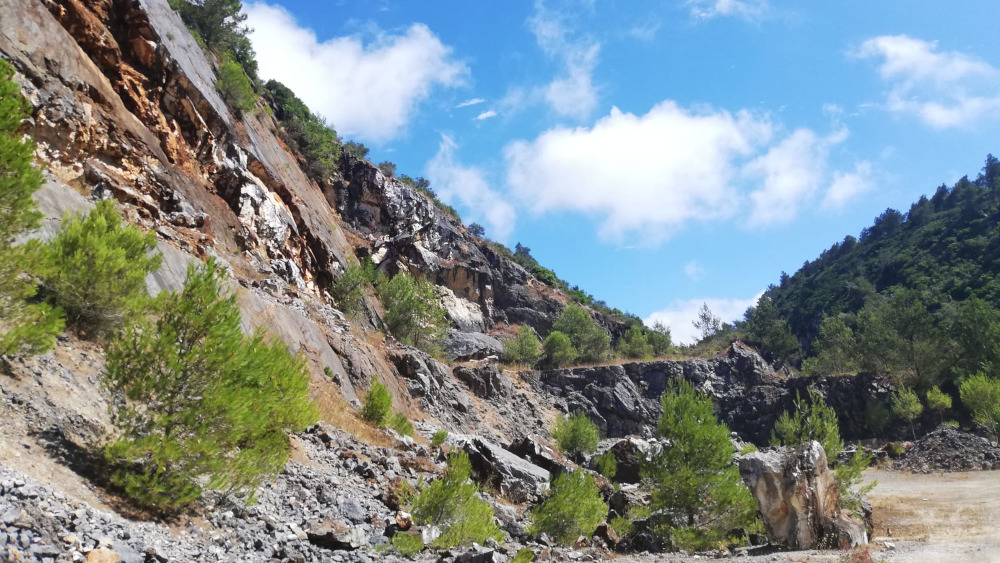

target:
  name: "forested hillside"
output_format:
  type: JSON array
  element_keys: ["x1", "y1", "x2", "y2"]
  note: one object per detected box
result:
[{"x1": 765, "y1": 155, "x2": 1000, "y2": 349}]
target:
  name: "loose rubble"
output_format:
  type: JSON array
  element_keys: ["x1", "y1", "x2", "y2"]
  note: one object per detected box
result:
[{"x1": 896, "y1": 425, "x2": 1000, "y2": 473}]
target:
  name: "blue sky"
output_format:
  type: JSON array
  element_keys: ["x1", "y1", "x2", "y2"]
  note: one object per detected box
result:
[{"x1": 244, "y1": 0, "x2": 1000, "y2": 343}]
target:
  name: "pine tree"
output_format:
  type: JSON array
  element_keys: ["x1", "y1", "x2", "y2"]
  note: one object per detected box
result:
[
  {"x1": 104, "y1": 258, "x2": 318, "y2": 511},
  {"x1": 543, "y1": 331, "x2": 576, "y2": 368},
  {"x1": 503, "y1": 325, "x2": 541, "y2": 365},
  {"x1": 411, "y1": 452, "x2": 503, "y2": 548},
  {"x1": 376, "y1": 272, "x2": 447, "y2": 351},
  {"x1": 617, "y1": 325, "x2": 652, "y2": 359},
  {"x1": 770, "y1": 388, "x2": 844, "y2": 463},
  {"x1": 41, "y1": 199, "x2": 161, "y2": 335},
  {"x1": 642, "y1": 379, "x2": 758, "y2": 551},
  {"x1": 891, "y1": 387, "x2": 924, "y2": 440},
  {"x1": 552, "y1": 304, "x2": 610, "y2": 363},
  {"x1": 551, "y1": 411, "x2": 599, "y2": 462},
  {"x1": 0, "y1": 59, "x2": 64, "y2": 355},
  {"x1": 529, "y1": 470, "x2": 608, "y2": 545}
]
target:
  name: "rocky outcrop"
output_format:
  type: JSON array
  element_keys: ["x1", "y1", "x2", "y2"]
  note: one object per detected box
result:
[
  {"x1": 442, "y1": 331, "x2": 504, "y2": 362},
  {"x1": 454, "y1": 365, "x2": 513, "y2": 400},
  {"x1": 531, "y1": 342, "x2": 898, "y2": 443},
  {"x1": 460, "y1": 437, "x2": 550, "y2": 504},
  {"x1": 738, "y1": 442, "x2": 868, "y2": 549}
]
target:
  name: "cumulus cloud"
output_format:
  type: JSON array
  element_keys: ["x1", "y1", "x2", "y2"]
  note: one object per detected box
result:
[
  {"x1": 645, "y1": 293, "x2": 763, "y2": 346},
  {"x1": 504, "y1": 101, "x2": 866, "y2": 241},
  {"x1": 528, "y1": 1, "x2": 601, "y2": 118},
  {"x1": 475, "y1": 110, "x2": 498, "y2": 121},
  {"x1": 505, "y1": 101, "x2": 773, "y2": 242},
  {"x1": 244, "y1": 2, "x2": 467, "y2": 143},
  {"x1": 744, "y1": 126, "x2": 848, "y2": 226},
  {"x1": 855, "y1": 35, "x2": 1000, "y2": 128},
  {"x1": 686, "y1": 0, "x2": 769, "y2": 21},
  {"x1": 425, "y1": 135, "x2": 516, "y2": 240},
  {"x1": 456, "y1": 98, "x2": 485, "y2": 108},
  {"x1": 823, "y1": 161, "x2": 874, "y2": 210},
  {"x1": 684, "y1": 261, "x2": 705, "y2": 281}
]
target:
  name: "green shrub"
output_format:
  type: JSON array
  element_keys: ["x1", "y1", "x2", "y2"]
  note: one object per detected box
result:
[
  {"x1": 362, "y1": 381, "x2": 393, "y2": 427},
  {"x1": 169, "y1": 0, "x2": 258, "y2": 80},
  {"x1": 411, "y1": 452, "x2": 503, "y2": 548},
  {"x1": 264, "y1": 80, "x2": 341, "y2": 179},
  {"x1": 0, "y1": 59, "x2": 64, "y2": 355},
  {"x1": 504, "y1": 325, "x2": 541, "y2": 366},
  {"x1": 770, "y1": 388, "x2": 844, "y2": 463},
  {"x1": 552, "y1": 411, "x2": 599, "y2": 462},
  {"x1": 511, "y1": 548, "x2": 535, "y2": 563},
  {"x1": 742, "y1": 296, "x2": 801, "y2": 364},
  {"x1": 943, "y1": 419, "x2": 959, "y2": 427},
  {"x1": 864, "y1": 400, "x2": 892, "y2": 437},
  {"x1": 377, "y1": 160, "x2": 396, "y2": 178},
  {"x1": 739, "y1": 443, "x2": 759, "y2": 455},
  {"x1": 376, "y1": 272, "x2": 447, "y2": 352},
  {"x1": 343, "y1": 140, "x2": 370, "y2": 160},
  {"x1": 593, "y1": 450, "x2": 617, "y2": 480},
  {"x1": 642, "y1": 379, "x2": 759, "y2": 552},
  {"x1": 467, "y1": 223, "x2": 486, "y2": 238},
  {"x1": 926, "y1": 385, "x2": 952, "y2": 424},
  {"x1": 388, "y1": 412, "x2": 414, "y2": 437},
  {"x1": 528, "y1": 470, "x2": 608, "y2": 546},
  {"x1": 431, "y1": 428, "x2": 448, "y2": 447},
  {"x1": 617, "y1": 325, "x2": 652, "y2": 360},
  {"x1": 892, "y1": 387, "x2": 924, "y2": 439},
  {"x1": 543, "y1": 331, "x2": 576, "y2": 368},
  {"x1": 833, "y1": 444, "x2": 876, "y2": 510},
  {"x1": 41, "y1": 200, "x2": 161, "y2": 336},
  {"x1": 552, "y1": 304, "x2": 610, "y2": 363},
  {"x1": 330, "y1": 258, "x2": 375, "y2": 319},
  {"x1": 887, "y1": 442, "x2": 906, "y2": 457},
  {"x1": 391, "y1": 532, "x2": 424, "y2": 557},
  {"x1": 959, "y1": 372, "x2": 1000, "y2": 437},
  {"x1": 609, "y1": 505, "x2": 651, "y2": 540},
  {"x1": 217, "y1": 61, "x2": 257, "y2": 115},
  {"x1": 647, "y1": 321, "x2": 672, "y2": 357},
  {"x1": 103, "y1": 258, "x2": 318, "y2": 511}
]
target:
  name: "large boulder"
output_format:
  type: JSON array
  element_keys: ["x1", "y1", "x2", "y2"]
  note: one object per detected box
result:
[
  {"x1": 603, "y1": 437, "x2": 655, "y2": 484},
  {"x1": 443, "y1": 331, "x2": 504, "y2": 362},
  {"x1": 738, "y1": 441, "x2": 867, "y2": 549},
  {"x1": 461, "y1": 437, "x2": 550, "y2": 503},
  {"x1": 506, "y1": 436, "x2": 568, "y2": 476},
  {"x1": 454, "y1": 364, "x2": 513, "y2": 400}
]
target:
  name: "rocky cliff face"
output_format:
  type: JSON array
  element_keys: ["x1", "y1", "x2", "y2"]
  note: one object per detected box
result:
[{"x1": 530, "y1": 342, "x2": 900, "y2": 443}]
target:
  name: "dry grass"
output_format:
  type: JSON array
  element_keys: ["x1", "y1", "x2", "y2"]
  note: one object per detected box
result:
[{"x1": 312, "y1": 379, "x2": 395, "y2": 448}]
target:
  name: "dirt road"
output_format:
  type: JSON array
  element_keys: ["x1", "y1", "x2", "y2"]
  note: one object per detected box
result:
[{"x1": 868, "y1": 469, "x2": 1000, "y2": 562}]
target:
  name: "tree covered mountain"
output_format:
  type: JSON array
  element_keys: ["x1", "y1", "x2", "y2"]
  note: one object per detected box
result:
[{"x1": 763, "y1": 154, "x2": 1000, "y2": 350}]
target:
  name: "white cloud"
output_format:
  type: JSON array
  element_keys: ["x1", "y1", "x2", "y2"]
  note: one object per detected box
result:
[
  {"x1": 684, "y1": 261, "x2": 705, "y2": 281},
  {"x1": 686, "y1": 0, "x2": 769, "y2": 21},
  {"x1": 823, "y1": 161, "x2": 874, "y2": 210},
  {"x1": 504, "y1": 100, "x2": 864, "y2": 240},
  {"x1": 528, "y1": 1, "x2": 600, "y2": 119},
  {"x1": 244, "y1": 2, "x2": 467, "y2": 143},
  {"x1": 645, "y1": 293, "x2": 763, "y2": 346},
  {"x1": 505, "y1": 101, "x2": 773, "y2": 242},
  {"x1": 855, "y1": 35, "x2": 1000, "y2": 128},
  {"x1": 627, "y1": 18, "x2": 662, "y2": 42},
  {"x1": 456, "y1": 98, "x2": 485, "y2": 108},
  {"x1": 425, "y1": 135, "x2": 516, "y2": 240},
  {"x1": 474, "y1": 110, "x2": 498, "y2": 121},
  {"x1": 743, "y1": 126, "x2": 848, "y2": 226}
]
